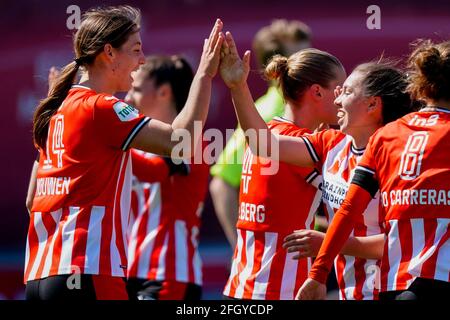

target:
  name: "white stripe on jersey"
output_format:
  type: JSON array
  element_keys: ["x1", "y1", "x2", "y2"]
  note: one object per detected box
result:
[
  {"x1": 136, "y1": 183, "x2": 162, "y2": 278},
  {"x1": 407, "y1": 219, "x2": 426, "y2": 286},
  {"x1": 362, "y1": 260, "x2": 377, "y2": 299},
  {"x1": 84, "y1": 206, "x2": 105, "y2": 274},
  {"x1": 278, "y1": 189, "x2": 320, "y2": 299},
  {"x1": 251, "y1": 232, "x2": 278, "y2": 299},
  {"x1": 235, "y1": 230, "x2": 255, "y2": 299},
  {"x1": 342, "y1": 255, "x2": 356, "y2": 299},
  {"x1": 306, "y1": 189, "x2": 322, "y2": 230},
  {"x1": 120, "y1": 155, "x2": 133, "y2": 258},
  {"x1": 28, "y1": 213, "x2": 48, "y2": 280},
  {"x1": 434, "y1": 220, "x2": 450, "y2": 281},
  {"x1": 408, "y1": 218, "x2": 449, "y2": 280},
  {"x1": 41, "y1": 209, "x2": 63, "y2": 277},
  {"x1": 223, "y1": 230, "x2": 244, "y2": 296},
  {"x1": 175, "y1": 220, "x2": 189, "y2": 283},
  {"x1": 191, "y1": 226, "x2": 203, "y2": 285},
  {"x1": 127, "y1": 184, "x2": 148, "y2": 272},
  {"x1": 110, "y1": 154, "x2": 127, "y2": 276},
  {"x1": 280, "y1": 251, "x2": 299, "y2": 300},
  {"x1": 156, "y1": 232, "x2": 169, "y2": 280},
  {"x1": 386, "y1": 220, "x2": 402, "y2": 291},
  {"x1": 58, "y1": 207, "x2": 79, "y2": 274}
]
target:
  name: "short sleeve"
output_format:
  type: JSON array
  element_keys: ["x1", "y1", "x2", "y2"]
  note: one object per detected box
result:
[
  {"x1": 93, "y1": 95, "x2": 150, "y2": 151},
  {"x1": 301, "y1": 129, "x2": 343, "y2": 165},
  {"x1": 271, "y1": 122, "x2": 321, "y2": 187}
]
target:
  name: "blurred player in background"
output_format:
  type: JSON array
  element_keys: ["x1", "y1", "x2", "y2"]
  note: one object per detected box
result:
[
  {"x1": 298, "y1": 39, "x2": 450, "y2": 300},
  {"x1": 210, "y1": 19, "x2": 312, "y2": 249},
  {"x1": 125, "y1": 55, "x2": 209, "y2": 300},
  {"x1": 24, "y1": 5, "x2": 223, "y2": 300}
]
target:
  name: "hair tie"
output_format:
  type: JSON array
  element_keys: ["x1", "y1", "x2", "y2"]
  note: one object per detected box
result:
[{"x1": 74, "y1": 57, "x2": 83, "y2": 66}]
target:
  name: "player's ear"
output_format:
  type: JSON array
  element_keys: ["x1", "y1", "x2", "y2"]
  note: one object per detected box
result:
[
  {"x1": 103, "y1": 44, "x2": 115, "y2": 62},
  {"x1": 367, "y1": 96, "x2": 383, "y2": 123},
  {"x1": 367, "y1": 96, "x2": 382, "y2": 112},
  {"x1": 309, "y1": 84, "x2": 323, "y2": 101},
  {"x1": 157, "y1": 83, "x2": 172, "y2": 99}
]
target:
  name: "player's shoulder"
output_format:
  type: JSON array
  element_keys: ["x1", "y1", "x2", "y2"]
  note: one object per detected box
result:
[
  {"x1": 268, "y1": 117, "x2": 310, "y2": 136},
  {"x1": 304, "y1": 127, "x2": 346, "y2": 144},
  {"x1": 374, "y1": 112, "x2": 414, "y2": 140},
  {"x1": 94, "y1": 93, "x2": 141, "y2": 122}
]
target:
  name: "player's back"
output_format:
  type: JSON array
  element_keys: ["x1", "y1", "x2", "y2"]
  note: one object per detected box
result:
[{"x1": 363, "y1": 107, "x2": 450, "y2": 290}]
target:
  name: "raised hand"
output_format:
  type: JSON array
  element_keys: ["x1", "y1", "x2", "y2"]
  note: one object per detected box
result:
[
  {"x1": 197, "y1": 19, "x2": 224, "y2": 79},
  {"x1": 282, "y1": 229, "x2": 325, "y2": 259},
  {"x1": 219, "y1": 31, "x2": 251, "y2": 89},
  {"x1": 296, "y1": 278, "x2": 327, "y2": 300}
]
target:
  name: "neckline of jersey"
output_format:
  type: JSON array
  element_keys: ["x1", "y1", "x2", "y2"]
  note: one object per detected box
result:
[
  {"x1": 420, "y1": 106, "x2": 450, "y2": 114},
  {"x1": 72, "y1": 84, "x2": 93, "y2": 91},
  {"x1": 273, "y1": 116, "x2": 294, "y2": 124},
  {"x1": 350, "y1": 142, "x2": 365, "y2": 155}
]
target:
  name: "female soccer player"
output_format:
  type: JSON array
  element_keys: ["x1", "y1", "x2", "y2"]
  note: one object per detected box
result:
[
  {"x1": 219, "y1": 31, "x2": 413, "y2": 299},
  {"x1": 24, "y1": 6, "x2": 223, "y2": 300},
  {"x1": 297, "y1": 40, "x2": 450, "y2": 300},
  {"x1": 222, "y1": 48, "x2": 345, "y2": 300},
  {"x1": 124, "y1": 55, "x2": 209, "y2": 300}
]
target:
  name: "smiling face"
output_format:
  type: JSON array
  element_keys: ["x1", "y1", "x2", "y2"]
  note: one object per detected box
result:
[
  {"x1": 334, "y1": 70, "x2": 377, "y2": 135},
  {"x1": 112, "y1": 32, "x2": 146, "y2": 92}
]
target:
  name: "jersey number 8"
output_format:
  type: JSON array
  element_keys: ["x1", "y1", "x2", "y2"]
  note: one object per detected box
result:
[{"x1": 398, "y1": 131, "x2": 429, "y2": 181}]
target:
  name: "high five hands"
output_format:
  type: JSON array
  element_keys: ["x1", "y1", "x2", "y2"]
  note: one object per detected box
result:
[{"x1": 219, "y1": 31, "x2": 251, "y2": 89}]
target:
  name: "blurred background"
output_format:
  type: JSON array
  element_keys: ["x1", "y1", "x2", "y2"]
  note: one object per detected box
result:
[{"x1": 1, "y1": 0, "x2": 449, "y2": 299}]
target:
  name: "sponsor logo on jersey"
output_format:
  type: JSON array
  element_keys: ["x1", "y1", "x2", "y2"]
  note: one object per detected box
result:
[{"x1": 113, "y1": 101, "x2": 140, "y2": 122}]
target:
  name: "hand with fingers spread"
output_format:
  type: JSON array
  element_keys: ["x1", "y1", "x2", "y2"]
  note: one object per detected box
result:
[
  {"x1": 296, "y1": 278, "x2": 327, "y2": 300},
  {"x1": 198, "y1": 19, "x2": 225, "y2": 79},
  {"x1": 283, "y1": 229, "x2": 325, "y2": 259},
  {"x1": 219, "y1": 31, "x2": 251, "y2": 89}
]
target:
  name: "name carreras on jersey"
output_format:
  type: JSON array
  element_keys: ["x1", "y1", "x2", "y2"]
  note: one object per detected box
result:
[
  {"x1": 382, "y1": 188, "x2": 450, "y2": 207},
  {"x1": 111, "y1": 100, "x2": 140, "y2": 122}
]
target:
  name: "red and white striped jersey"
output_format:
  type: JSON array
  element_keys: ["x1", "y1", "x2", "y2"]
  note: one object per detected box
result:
[
  {"x1": 127, "y1": 150, "x2": 209, "y2": 286},
  {"x1": 25, "y1": 85, "x2": 150, "y2": 283},
  {"x1": 302, "y1": 129, "x2": 383, "y2": 300},
  {"x1": 224, "y1": 118, "x2": 322, "y2": 300},
  {"x1": 358, "y1": 108, "x2": 450, "y2": 291}
]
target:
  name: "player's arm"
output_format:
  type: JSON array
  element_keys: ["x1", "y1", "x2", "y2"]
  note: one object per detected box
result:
[
  {"x1": 26, "y1": 159, "x2": 39, "y2": 214},
  {"x1": 219, "y1": 32, "x2": 314, "y2": 167},
  {"x1": 131, "y1": 20, "x2": 223, "y2": 159},
  {"x1": 283, "y1": 230, "x2": 384, "y2": 260},
  {"x1": 210, "y1": 177, "x2": 239, "y2": 248}
]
